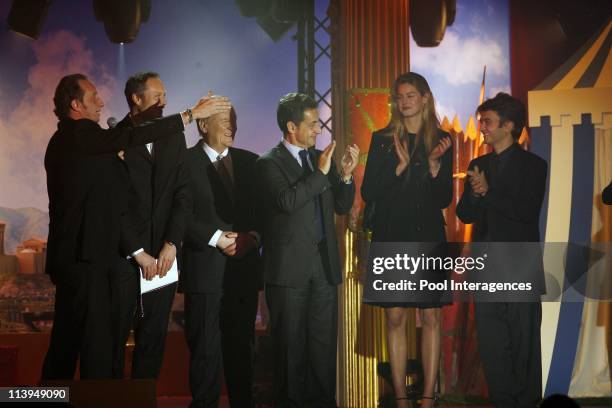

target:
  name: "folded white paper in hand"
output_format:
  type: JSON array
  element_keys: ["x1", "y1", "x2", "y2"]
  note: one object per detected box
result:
[{"x1": 140, "y1": 258, "x2": 178, "y2": 294}]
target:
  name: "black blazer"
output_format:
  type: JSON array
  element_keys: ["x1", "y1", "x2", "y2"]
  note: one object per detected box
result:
[
  {"x1": 44, "y1": 115, "x2": 184, "y2": 284},
  {"x1": 456, "y1": 144, "x2": 548, "y2": 242},
  {"x1": 255, "y1": 142, "x2": 355, "y2": 288},
  {"x1": 361, "y1": 127, "x2": 453, "y2": 242},
  {"x1": 456, "y1": 144, "x2": 548, "y2": 296},
  {"x1": 603, "y1": 181, "x2": 612, "y2": 205},
  {"x1": 116, "y1": 115, "x2": 191, "y2": 257},
  {"x1": 179, "y1": 141, "x2": 262, "y2": 294}
]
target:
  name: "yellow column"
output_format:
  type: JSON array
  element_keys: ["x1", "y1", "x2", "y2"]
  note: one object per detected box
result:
[{"x1": 329, "y1": 1, "x2": 414, "y2": 406}]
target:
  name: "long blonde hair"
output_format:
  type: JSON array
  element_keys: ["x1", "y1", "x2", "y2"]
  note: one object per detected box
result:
[{"x1": 389, "y1": 72, "x2": 440, "y2": 155}]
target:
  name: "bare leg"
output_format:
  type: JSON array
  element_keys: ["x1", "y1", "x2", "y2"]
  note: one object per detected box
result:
[
  {"x1": 419, "y1": 307, "x2": 441, "y2": 408},
  {"x1": 386, "y1": 307, "x2": 410, "y2": 408}
]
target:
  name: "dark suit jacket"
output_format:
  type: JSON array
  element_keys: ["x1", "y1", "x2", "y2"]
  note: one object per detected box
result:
[
  {"x1": 179, "y1": 141, "x2": 262, "y2": 294},
  {"x1": 116, "y1": 115, "x2": 191, "y2": 258},
  {"x1": 44, "y1": 115, "x2": 184, "y2": 284},
  {"x1": 456, "y1": 144, "x2": 548, "y2": 296},
  {"x1": 255, "y1": 142, "x2": 355, "y2": 288},
  {"x1": 456, "y1": 144, "x2": 547, "y2": 242},
  {"x1": 361, "y1": 127, "x2": 453, "y2": 242},
  {"x1": 603, "y1": 181, "x2": 612, "y2": 205}
]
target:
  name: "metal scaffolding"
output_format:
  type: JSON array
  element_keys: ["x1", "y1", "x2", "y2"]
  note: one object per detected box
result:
[{"x1": 297, "y1": 0, "x2": 332, "y2": 138}]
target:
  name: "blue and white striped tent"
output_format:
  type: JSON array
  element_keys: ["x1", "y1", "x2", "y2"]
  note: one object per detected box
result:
[{"x1": 528, "y1": 18, "x2": 611, "y2": 398}]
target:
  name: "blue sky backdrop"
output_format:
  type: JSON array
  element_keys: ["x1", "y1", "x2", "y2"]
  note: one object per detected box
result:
[
  {"x1": 410, "y1": 0, "x2": 511, "y2": 126},
  {"x1": 0, "y1": 0, "x2": 509, "y2": 211}
]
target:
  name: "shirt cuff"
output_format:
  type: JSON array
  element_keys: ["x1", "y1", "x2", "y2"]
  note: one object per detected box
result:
[
  {"x1": 209, "y1": 230, "x2": 223, "y2": 247},
  {"x1": 127, "y1": 248, "x2": 144, "y2": 260}
]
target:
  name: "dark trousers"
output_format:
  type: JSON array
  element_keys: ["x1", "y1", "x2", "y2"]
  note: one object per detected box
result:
[
  {"x1": 110, "y1": 257, "x2": 138, "y2": 378},
  {"x1": 110, "y1": 257, "x2": 176, "y2": 379},
  {"x1": 184, "y1": 292, "x2": 223, "y2": 408},
  {"x1": 42, "y1": 263, "x2": 113, "y2": 380},
  {"x1": 475, "y1": 302, "x2": 542, "y2": 408},
  {"x1": 265, "y1": 253, "x2": 338, "y2": 408},
  {"x1": 220, "y1": 282, "x2": 260, "y2": 407}
]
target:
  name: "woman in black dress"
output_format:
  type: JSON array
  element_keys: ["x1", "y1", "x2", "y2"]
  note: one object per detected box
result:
[{"x1": 362, "y1": 72, "x2": 453, "y2": 408}]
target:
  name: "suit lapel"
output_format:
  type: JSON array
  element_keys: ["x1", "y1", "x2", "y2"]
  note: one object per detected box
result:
[
  {"x1": 136, "y1": 144, "x2": 153, "y2": 162},
  {"x1": 273, "y1": 142, "x2": 303, "y2": 181},
  {"x1": 194, "y1": 140, "x2": 215, "y2": 176},
  {"x1": 196, "y1": 140, "x2": 235, "y2": 208},
  {"x1": 118, "y1": 115, "x2": 152, "y2": 163}
]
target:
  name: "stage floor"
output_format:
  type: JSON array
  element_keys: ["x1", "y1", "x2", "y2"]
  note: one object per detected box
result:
[
  {"x1": 157, "y1": 397, "x2": 611, "y2": 408},
  {"x1": 157, "y1": 398, "x2": 498, "y2": 408}
]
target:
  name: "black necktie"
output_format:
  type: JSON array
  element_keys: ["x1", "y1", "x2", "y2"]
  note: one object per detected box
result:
[
  {"x1": 216, "y1": 154, "x2": 234, "y2": 202},
  {"x1": 298, "y1": 150, "x2": 312, "y2": 175},
  {"x1": 299, "y1": 150, "x2": 325, "y2": 242}
]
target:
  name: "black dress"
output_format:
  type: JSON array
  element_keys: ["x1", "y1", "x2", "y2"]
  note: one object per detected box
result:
[{"x1": 361, "y1": 126, "x2": 453, "y2": 308}]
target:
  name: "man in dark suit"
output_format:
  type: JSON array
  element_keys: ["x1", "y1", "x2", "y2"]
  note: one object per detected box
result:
[
  {"x1": 457, "y1": 93, "x2": 548, "y2": 408},
  {"x1": 110, "y1": 72, "x2": 231, "y2": 380},
  {"x1": 42, "y1": 73, "x2": 219, "y2": 380},
  {"x1": 256, "y1": 93, "x2": 359, "y2": 407},
  {"x1": 179, "y1": 106, "x2": 262, "y2": 407}
]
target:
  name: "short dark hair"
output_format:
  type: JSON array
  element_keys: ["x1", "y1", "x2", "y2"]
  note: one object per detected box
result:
[
  {"x1": 124, "y1": 71, "x2": 160, "y2": 108},
  {"x1": 276, "y1": 92, "x2": 318, "y2": 134},
  {"x1": 53, "y1": 73, "x2": 87, "y2": 120},
  {"x1": 477, "y1": 92, "x2": 526, "y2": 140}
]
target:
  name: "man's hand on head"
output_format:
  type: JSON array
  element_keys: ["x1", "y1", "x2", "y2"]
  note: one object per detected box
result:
[{"x1": 191, "y1": 94, "x2": 232, "y2": 120}]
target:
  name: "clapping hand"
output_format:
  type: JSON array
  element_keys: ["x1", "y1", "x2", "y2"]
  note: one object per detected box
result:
[
  {"x1": 317, "y1": 141, "x2": 337, "y2": 175},
  {"x1": 429, "y1": 136, "x2": 452, "y2": 162},
  {"x1": 428, "y1": 136, "x2": 452, "y2": 177},
  {"x1": 393, "y1": 130, "x2": 410, "y2": 176},
  {"x1": 467, "y1": 165, "x2": 489, "y2": 196},
  {"x1": 341, "y1": 143, "x2": 360, "y2": 181}
]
